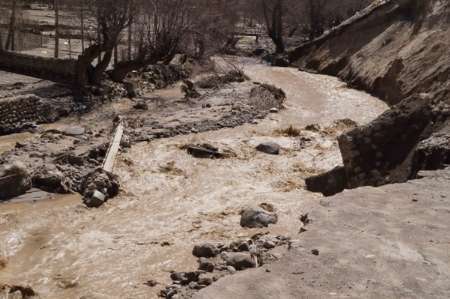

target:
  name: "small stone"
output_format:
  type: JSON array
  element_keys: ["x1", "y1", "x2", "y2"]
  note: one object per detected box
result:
[
  {"x1": 221, "y1": 252, "x2": 256, "y2": 270},
  {"x1": 83, "y1": 190, "x2": 106, "y2": 208},
  {"x1": 186, "y1": 144, "x2": 223, "y2": 159},
  {"x1": 256, "y1": 142, "x2": 280, "y2": 155},
  {"x1": 63, "y1": 126, "x2": 85, "y2": 136},
  {"x1": 311, "y1": 249, "x2": 320, "y2": 256},
  {"x1": 240, "y1": 207, "x2": 278, "y2": 228},
  {"x1": 198, "y1": 258, "x2": 215, "y2": 272},
  {"x1": 226, "y1": 266, "x2": 236, "y2": 274},
  {"x1": 198, "y1": 276, "x2": 213, "y2": 286},
  {"x1": 193, "y1": 243, "x2": 219, "y2": 258},
  {"x1": 269, "y1": 107, "x2": 279, "y2": 113},
  {"x1": 263, "y1": 240, "x2": 276, "y2": 249},
  {"x1": 133, "y1": 101, "x2": 148, "y2": 110}
]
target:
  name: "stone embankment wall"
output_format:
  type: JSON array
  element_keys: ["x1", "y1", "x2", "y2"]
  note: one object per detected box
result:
[
  {"x1": 0, "y1": 50, "x2": 77, "y2": 84},
  {"x1": 0, "y1": 96, "x2": 65, "y2": 134},
  {"x1": 295, "y1": 0, "x2": 450, "y2": 194}
]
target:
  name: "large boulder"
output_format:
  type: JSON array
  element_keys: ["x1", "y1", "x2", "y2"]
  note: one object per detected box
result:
[
  {"x1": 412, "y1": 120, "x2": 450, "y2": 174},
  {"x1": 338, "y1": 95, "x2": 438, "y2": 188},
  {"x1": 305, "y1": 166, "x2": 347, "y2": 196},
  {"x1": 0, "y1": 162, "x2": 32, "y2": 201},
  {"x1": 249, "y1": 83, "x2": 286, "y2": 111}
]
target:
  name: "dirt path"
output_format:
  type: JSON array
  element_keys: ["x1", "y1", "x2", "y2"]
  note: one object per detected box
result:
[{"x1": 0, "y1": 60, "x2": 388, "y2": 298}]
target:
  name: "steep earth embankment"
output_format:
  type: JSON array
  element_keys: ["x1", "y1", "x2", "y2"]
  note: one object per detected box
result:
[{"x1": 291, "y1": 0, "x2": 450, "y2": 192}]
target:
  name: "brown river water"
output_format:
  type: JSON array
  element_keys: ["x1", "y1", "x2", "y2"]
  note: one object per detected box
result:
[{"x1": 0, "y1": 58, "x2": 387, "y2": 298}]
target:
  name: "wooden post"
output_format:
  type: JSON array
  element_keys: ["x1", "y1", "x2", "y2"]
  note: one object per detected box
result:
[{"x1": 102, "y1": 121, "x2": 124, "y2": 173}]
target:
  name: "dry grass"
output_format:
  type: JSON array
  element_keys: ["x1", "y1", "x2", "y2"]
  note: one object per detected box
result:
[
  {"x1": 275, "y1": 125, "x2": 302, "y2": 137},
  {"x1": 0, "y1": 257, "x2": 7, "y2": 269}
]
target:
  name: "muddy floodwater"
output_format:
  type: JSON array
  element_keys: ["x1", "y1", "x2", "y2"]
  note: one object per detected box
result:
[{"x1": 0, "y1": 59, "x2": 388, "y2": 298}]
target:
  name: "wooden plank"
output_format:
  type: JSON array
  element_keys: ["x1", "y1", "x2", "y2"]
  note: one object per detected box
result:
[{"x1": 102, "y1": 121, "x2": 124, "y2": 172}]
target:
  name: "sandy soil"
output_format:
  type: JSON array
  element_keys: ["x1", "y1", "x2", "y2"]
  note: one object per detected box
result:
[{"x1": 0, "y1": 60, "x2": 387, "y2": 298}]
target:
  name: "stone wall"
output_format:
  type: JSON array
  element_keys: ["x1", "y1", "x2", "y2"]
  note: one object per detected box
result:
[
  {"x1": 0, "y1": 96, "x2": 66, "y2": 134},
  {"x1": 0, "y1": 50, "x2": 77, "y2": 84}
]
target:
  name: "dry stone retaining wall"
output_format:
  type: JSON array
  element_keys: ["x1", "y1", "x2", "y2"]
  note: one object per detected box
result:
[{"x1": 0, "y1": 96, "x2": 63, "y2": 134}]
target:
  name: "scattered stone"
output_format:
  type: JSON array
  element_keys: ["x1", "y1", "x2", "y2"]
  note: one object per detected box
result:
[
  {"x1": 263, "y1": 240, "x2": 276, "y2": 249},
  {"x1": 311, "y1": 249, "x2": 320, "y2": 256},
  {"x1": 32, "y1": 165, "x2": 72, "y2": 193},
  {"x1": 84, "y1": 190, "x2": 106, "y2": 208},
  {"x1": 160, "y1": 285, "x2": 179, "y2": 298},
  {"x1": 192, "y1": 243, "x2": 219, "y2": 258},
  {"x1": 0, "y1": 284, "x2": 36, "y2": 298},
  {"x1": 196, "y1": 70, "x2": 249, "y2": 89},
  {"x1": 62, "y1": 126, "x2": 85, "y2": 137},
  {"x1": 256, "y1": 142, "x2": 281, "y2": 155},
  {"x1": 269, "y1": 107, "x2": 279, "y2": 113},
  {"x1": 240, "y1": 207, "x2": 278, "y2": 228},
  {"x1": 144, "y1": 280, "x2": 159, "y2": 287},
  {"x1": 226, "y1": 266, "x2": 236, "y2": 274},
  {"x1": 81, "y1": 168, "x2": 120, "y2": 208},
  {"x1": 133, "y1": 100, "x2": 148, "y2": 110},
  {"x1": 181, "y1": 80, "x2": 201, "y2": 99},
  {"x1": 299, "y1": 213, "x2": 310, "y2": 226},
  {"x1": 221, "y1": 252, "x2": 256, "y2": 270},
  {"x1": 259, "y1": 202, "x2": 275, "y2": 212},
  {"x1": 198, "y1": 258, "x2": 215, "y2": 272},
  {"x1": 197, "y1": 276, "x2": 213, "y2": 286},
  {"x1": 271, "y1": 54, "x2": 290, "y2": 67},
  {"x1": 229, "y1": 240, "x2": 251, "y2": 252},
  {"x1": 186, "y1": 144, "x2": 224, "y2": 159},
  {"x1": 299, "y1": 227, "x2": 308, "y2": 235},
  {"x1": 0, "y1": 162, "x2": 32, "y2": 201},
  {"x1": 170, "y1": 271, "x2": 200, "y2": 285}
]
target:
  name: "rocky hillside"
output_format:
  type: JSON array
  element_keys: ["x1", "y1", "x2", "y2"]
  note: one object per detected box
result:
[{"x1": 290, "y1": 0, "x2": 450, "y2": 192}]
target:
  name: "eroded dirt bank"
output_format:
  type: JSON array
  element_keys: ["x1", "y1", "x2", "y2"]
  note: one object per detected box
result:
[{"x1": 0, "y1": 59, "x2": 387, "y2": 298}]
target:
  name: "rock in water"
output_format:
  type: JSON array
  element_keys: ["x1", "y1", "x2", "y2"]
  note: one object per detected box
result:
[
  {"x1": 240, "y1": 207, "x2": 278, "y2": 228},
  {"x1": 81, "y1": 168, "x2": 120, "y2": 208},
  {"x1": 0, "y1": 162, "x2": 32, "y2": 201},
  {"x1": 32, "y1": 165, "x2": 72, "y2": 194},
  {"x1": 221, "y1": 252, "x2": 256, "y2": 270},
  {"x1": 192, "y1": 243, "x2": 219, "y2": 258},
  {"x1": 124, "y1": 81, "x2": 138, "y2": 98},
  {"x1": 62, "y1": 126, "x2": 85, "y2": 136},
  {"x1": 256, "y1": 142, "x2": 281, "y2": 155}
]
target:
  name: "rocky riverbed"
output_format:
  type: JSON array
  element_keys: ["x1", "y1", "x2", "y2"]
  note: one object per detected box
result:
[{"x1": 0, "y1": 57, "x2": 389, "y2": 298}]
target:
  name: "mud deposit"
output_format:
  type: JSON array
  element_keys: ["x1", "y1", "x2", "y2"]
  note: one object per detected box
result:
[{"x1": 0, "y1": 59, "x2": 387, "y2": 298}]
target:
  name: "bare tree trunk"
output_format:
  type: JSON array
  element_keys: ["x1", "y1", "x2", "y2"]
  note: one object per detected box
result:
[
  {"x1": 54, "y1": 0, "x2": 60, "y2": 58},
  {"x1": 262, "y1": 0, "x2": 285, "y2": 54},
  {"x1": 5, "y1": 0, "x2": 18, "y2": 51},
  {"x1": 80, "y1": 0, "x2": 85, "y2": 53}
]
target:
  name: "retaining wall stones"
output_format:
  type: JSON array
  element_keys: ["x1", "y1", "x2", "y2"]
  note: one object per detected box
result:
[{"x1": 0, "y1": 96, "x2": 70, "y2": 134}]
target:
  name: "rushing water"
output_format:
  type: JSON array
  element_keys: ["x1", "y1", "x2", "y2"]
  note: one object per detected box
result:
[{"x1": 0, "y1": 59, "x2": 388, "y2": 298}]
